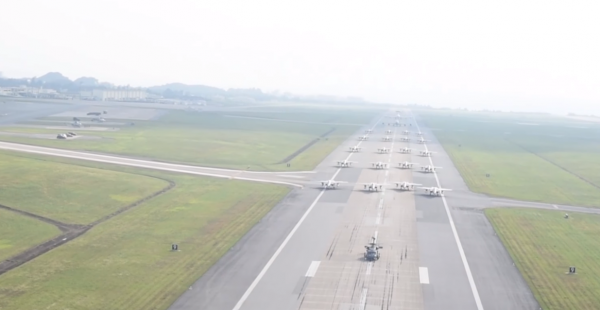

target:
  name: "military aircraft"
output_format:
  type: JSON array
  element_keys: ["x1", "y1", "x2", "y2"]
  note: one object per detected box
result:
[
  {"x1": 402, "y1": 130, "x2": 410, "y2": 135},
  {"x1": 336, "y1": 160, "x2": 356, "y2": 167},
  {"x1": 420, "y1": 150, "x2": 436, "y2": 157},
  {"x1": 393, "y1": 120, "x2": 400, "y2": 126},
  {"x1": 382, "y1": 136, "x2": 392, "y2": 142},
  {"x1": 364, "y1": 236, "x2": 382, "y2": 261},
  {"x1": 421, "y1": 165, "x2": 442, "y2": 173},
  {"x1": 349, "y1": 146, "x2": 362, "y2": 152},
  {"x1": 399, "y1": 161, "x2": 418, "y2": 169},
  {"x1": 385, "y1": 129, "x2": 392, "y2": 134},
  {"x1": 371, "y1": 162, "x2": 388, "y2": 169},
  {"x1": 399, "y1": 147, "x2": 413, "y2": 154},
  {"x1": 417, "y1": 138, "x2": 428, "y2": 144},
  {"x1": 362, "y1": 182, "x2": 387, "y2": 191},
  {"x1": 320, "y1": 180, "x2": 347, "y2": 189},
  {"x1": 394, "y1": 181, "x2": 422, "y2": 190},
  {"x1": 377, "y1": 147, "x2": 391, "y2": 154},
  {"x1": 358, "y1": 135, "x2": 369, "y2": 141},
  {"x1": 399, "y1": 136, "x2": 410, "y2": 142},
  {"x1": 415, "y1": 131, "x2": 424, "y2": 136},
  {"x1": 419, "y1": 186, "x2": 452, "y2": 196},
  {"x1": 364, "y1": 129, "x2": 373, "y2": 134}
]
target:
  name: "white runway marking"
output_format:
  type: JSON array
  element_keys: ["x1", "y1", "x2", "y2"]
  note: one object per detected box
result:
[
  {"x1": 419, "y1": 267, "x2": 430, "y2": 284},
  {"x1": 232, "y1": 117, "x2": 384, "y2": 310},
  {"x1": 359, "y1": 288, "x2": 368, "y2": 310},
  {"x1": 375, "y1": 212, "x2": 381, "y2": 225},
  {"x1": 305, "y1": 261, "x2": 321, "y2": 277},
  {"x1": 412, "y1": 113, "x2": 484, "y2": 310},
  {"x1": 373, "y1": 231, "x2": 378, "y2": 242},
  {"x1": 365, "y1": 263, "x2": 372, "y2": 275}
]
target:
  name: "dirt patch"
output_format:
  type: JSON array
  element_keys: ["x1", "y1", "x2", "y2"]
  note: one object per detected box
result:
[
  {"x1": 277, "y1": 127, "x2": 336, "y2": 164},
  {"x1": 0, "y1": 177, "x2": 176, "y2": 276}
]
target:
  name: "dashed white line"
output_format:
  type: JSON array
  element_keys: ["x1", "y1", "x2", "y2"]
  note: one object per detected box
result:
[
  {"x1": 359, "y1": 288, "x2": 368, "y2": 310},
  {"x1": 419, "y1": 267, "x2": 430, "y2": 284},
  {"x1": 365, "y1": 263, "x2": 373, "y2": 275},
  {"x1": 412, "y1": 113, "x2": 484, "y2": 310},
  {"x1": 305, "y1": 261, "x2": 321, "y2": 277}
]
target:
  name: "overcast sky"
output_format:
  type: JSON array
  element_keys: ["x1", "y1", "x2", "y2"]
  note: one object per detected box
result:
[{"x1": 1, "y1": 1, "x2": 600, "y2": 114}]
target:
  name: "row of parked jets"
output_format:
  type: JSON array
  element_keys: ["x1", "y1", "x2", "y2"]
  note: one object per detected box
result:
[{"x1": 348, "y1": 146, "x2": 435, "y2": 156}]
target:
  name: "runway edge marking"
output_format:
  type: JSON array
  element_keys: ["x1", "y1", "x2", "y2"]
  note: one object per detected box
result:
[
  {"x1": 231, "y1": 116, "x2": 384, "y2": 310},
  {"x1": 305, "y1": 261, "x2": 321, "y2": 277},
  {"x1": 419, "y1": 267, "x2": 430, "y2": 284},
  {"x1": 412, "y1": 112, "x2": 485, "y2": 310}
]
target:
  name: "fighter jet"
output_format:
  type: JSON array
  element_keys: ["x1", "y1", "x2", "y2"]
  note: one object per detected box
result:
[
  {"x1": 362, "y1": 182, "x2": 387, "y2": 191},
  {"x1": 358, "y1": 135, "x2": 369, "y2": 141},
  {"x1": 364, "y1": 236, "x2": 382, "y2": 261},
  {"x1": 415, "y1": 131, "x2": 424, "y2": 136},
  {"x1": 420, "y1": 150, "x2": 436, "y2": 157},
  {"x1": 319, "y1": 180, "x2": 347, "y2": 189},
  {"x1": 399, "y1": 137, "x2": 410, "y2": 142},
  {"x1": 382, "y1": 136, "x2": 392, "y2": 142},
  {"x1": 365, "y1": 129, "x2": 374, "y2": 134},
  {"x1": 336, "y1": 160, "x2": 356, "y2": 167},
  {"x1": 394, "y1": 181, "x2": 422, "y2": 190},
  {"x1": 399, "y1": 161, "x2": 418, "y2": 169},
  {"x1": 371, "y1": 162, "x2": 388, "y2": 169},
  {"x1": 419, "y1": 186, "x2": 452, "y2": 196},
  {"x1": 377, "y1": 147, "x2": 391, "y2": 154},
  {"x1": 399, "y1": 147, "x2": 413, "y2": 154},
  {"x1": 402, "y1": 130, "x2": 410, "y2": 135},
  {"x1": 416, "y1": 138, "x2": 428, "y2": 144},
  {"x1": 385, "y1": 129, "x2": 392, "y2": 134},
  {"x1": 349, "y1": 146, "x2": 362, "y2": 152},
  {"x1": 421, "y1": 165, "x2": 442, "y2": 173}
]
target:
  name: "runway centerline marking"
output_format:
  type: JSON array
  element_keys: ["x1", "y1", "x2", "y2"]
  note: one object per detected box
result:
[
  {"x1": 359, "y1": 288, "x2": 368, "y2": 310},
  {"x1": 419, "y1": 267, "x2": 430, "y2": 284},
  {"x1": 366, "y1": 262, "x2": 373, "y2": 275},
  {"x1": 412, "y1": 113, "x2": 484, "y2": 310},
  {"x1": 231, "y1": 117, "x2": 384, "y2": 310},
  {"x1": 305, "y1": 261, "x2": 321, "y2": 277}
]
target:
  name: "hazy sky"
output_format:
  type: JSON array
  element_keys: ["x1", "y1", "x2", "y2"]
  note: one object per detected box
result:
[{"x1": 1, "y1": 1, "x2": 600, "y2": 114}]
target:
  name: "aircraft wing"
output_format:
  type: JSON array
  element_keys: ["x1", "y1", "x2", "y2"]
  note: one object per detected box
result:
[{"x1": 439, "y1": 188, "x2": 452, "y2": 191}]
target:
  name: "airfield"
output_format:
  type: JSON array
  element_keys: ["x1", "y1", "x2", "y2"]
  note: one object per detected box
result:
[{"x1": 2, "y1": 100, "x2": 600, "y2": 309}]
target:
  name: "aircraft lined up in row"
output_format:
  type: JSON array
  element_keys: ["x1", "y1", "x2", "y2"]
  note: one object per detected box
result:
[
  {"x1": 318, "y1": 181, "x2": 452, "y2": 196},
  {"x1": 336, "y1": 159, "x2": 356, "y2": 167},
  {"x1": 382, "y1": 136, "x2": 392, "y2": 142},
  {"x1": 421, "y1": 165, "x2": 442, "y2": 173},
  {"x1": 371, "y1": 162, "x2": 388, "y2": 169},
  {"x1": 358, "y1": 135, "x2": 369, "y2": 141},
  {"x1": 421, "y1": 186, "x2": 452, "y2": 196},
  {"x1": 399, "y1": 161, "x2": 418, "y2": 169},
  {"x1": 377, "y1": 147, "x2": 391, "y2": 153}
]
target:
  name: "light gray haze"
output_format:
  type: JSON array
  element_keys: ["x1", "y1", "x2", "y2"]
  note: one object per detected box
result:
[{"x1": 1, "y1": 0, "x2": 600, "y2": 114}]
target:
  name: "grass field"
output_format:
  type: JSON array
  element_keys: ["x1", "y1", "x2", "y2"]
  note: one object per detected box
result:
[
  {"x1": 0, "y1": 152, "x2": 168, "y2": 224},
  {"x1": 486, "y1": 208, "x2": 600, "y2": 310},
  {"x1": 420, "y1": 110, "x2": 600, "y2": 207},
  {"x1": 0, "y1": 209, "x2": 62, "y2": 261},
  {"x1": 0, "y1": 107, "x2": 381, "y2": 171}
]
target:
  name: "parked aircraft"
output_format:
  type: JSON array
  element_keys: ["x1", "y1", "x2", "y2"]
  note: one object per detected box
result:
[
  {"x1": 371, "y1": 162, "x2": 388, "y2": 169},
  {"x1": 382, "y1": 136, "x2": 392, "y2": 142},
  {"x1": 336, "y1": 160, "x2": 356, "y2": 167},
  {"x1": 320, "y1": 180, "x2": 347, "y2": 189},
  {"x1": 399, "y1": 147, "x2": 413, "y2": 154},
  {"x1": 419, "y1": 186, "x2": 452, "y2": 196},
  {"x1": 394, "y1": 181, "x2": 422, "y2": 190},
  {"x1": 417, "y1": 138, "x2": 428, "y2": 144},
  {"x1": 402, "y1": 130, "x2": 410, "y2": 135},
  {"x1": 421, "y1": 165, "x2": 442, "y2": 173},
  {"x1": 349, "y1": 146, "x2": 362, "y2": 152},
  {"x1": 364, "y1": 236, "x2": 382, "y2": 261},
  {"x1": 358, "y1": 135, "x2": 369, "y2": 141},
  {"x1": 420, "y1": 150, "x2": 436, "y2": 157},
  {"x1": 385, "y1": 129, "x2": 392, "y2": 134},
  {"x1": 400, "y1": 137, "x2": 410, "y2": 142},
  {"x1": 399, "y1": 161, "x2": 418, "y2": 169},
  {"x1": 415, "y1": 131, "x2": 424, "y2": 136},
  {"x1": 365, "y1": 129, "x2": 373, "y2": 134},
  {"x1": 362, "y1": 182, "x2": 387, "y2": 191},
  {"x1": 377, "y1": 147, "x2": 390, "y2": 154}
]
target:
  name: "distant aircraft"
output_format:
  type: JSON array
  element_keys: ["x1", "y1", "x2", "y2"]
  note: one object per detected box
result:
[
  {"x1": 399, "y1": 147, "x2": 413, "y2": 154},
  {"x1": 399, "y1": 161, "x2": 418, "y2": 169},
  {"x1": 421, "y1": 165, "x2": 441, "y2": 173},
  {"x1": 320, "y1": 180, "x2": 347, "y2": 189},
  {"x1": 364, "y1": 129, "x2": 373, "y2": 134},
  {"x1": 394, "y1": 181, "x2": 422, "y2": 190},
  {"x1": 382, "y1": 136, "x2": 392, "y2": 142},
  {"x1": 415, "y1": 131, "x2": 424, "y2": 136},
  {"x1": 371, "y1": 162, "x2": 388, "y2": 169},
  {"x1": 349, "y1": 146, "x2": 362, "y2": 152},
  {"x1": 362, "y1": 182, "x2": 387, "y2": 191},
  {"x1": 419, "y1": 186, "x2": 452, "y2": 196},
  {"x1": 336, "y1": 160, "x2": 356, "y2": 167},
  {"x1": 399, "y1": 137, "x2": 410, "y2": 142},
  {"x1": 402, "y1": 130, "x2": 410, "y2": 135},
  {"x1": 364, "y1": 236, "x2": 382, "y2": 261},
  {"x1": 385, "y1": 129, "x2": 392, "y2": 134},
  {"x1": 420, "y1": 150, "x2": 436, "y2": 157},
  {"x1": 377, "y1": 147, "x2": 391, "y2": 154},
  {"x1": 394, "y1": 120, "x2": 400, "y2": 126},
  {"x1": 358, "y1": 135, "x2": 369, "y2": 141},
  {"x1": 417, "y1": 138, "x2": 428, "y2": 144}
]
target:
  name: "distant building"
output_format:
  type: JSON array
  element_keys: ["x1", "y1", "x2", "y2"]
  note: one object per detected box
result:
[{"x1": 80, "y1": 89, "x2": 149, "y2": 101}]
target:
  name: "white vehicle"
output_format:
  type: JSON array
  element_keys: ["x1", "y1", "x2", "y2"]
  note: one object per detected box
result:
[
  {"x1": 382, "y1": 136, "x2": 392, "y2": 142},
  {"x1": 421, "y1": 165, "x2": 442, "y2": 173},
  {"x1": 399, "y1": 136, "x2": 410, "y2": 142},
  {"x1": 371, "y1": 162, "x2": 388, "y2": 169},
  {"x1": 320, "y1": 180, "x2": 347, "y2": 189},
  {"x1": 358, "y1": 135, "x2": 369, "y2": 141},
  {"x1": 385, "y1": 129, "x2": 392, "y2": 134},
  {"x1": 349, "y1": 146, "x2": 362, "y2": 152},
  {"x1": 336, "y1": 160, "x2": 356, "y2": 167},
  {"x1": 417, "y1": 138, "x2": 428, "y2": 144},
  {"x1": 399, "y1": 161, "x2": 418, "y2": 169},
  {"x1": 394, "y1": 181, "x2": 422, "y2": 190},
  {"x1": 420, "y1": 150, "x2": 436, "y2": 157},
  {"x1": 362, "y1": 182, "x2": 387, "y2": 191},
  {"x1": 399, "y1": 147, "x2": 413, "y2": 154},
  {"x1": 377, "y1": 147, "x2": 390, "y2": 154},
  {"x1": 365, "y1": 129, "x2": 373, "y2": 134},
  {"x1": 419, "y1": 186, "x2": 452, "y2": 196}
]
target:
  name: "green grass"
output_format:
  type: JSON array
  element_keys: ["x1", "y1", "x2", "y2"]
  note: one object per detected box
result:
[
  {"x1": 0, "y1": 170, "x2": 289, "y2": 310},
  {"x1": 0, "y1": 152, "x2": 168, "y2": 224},
  {"x1": 486, "y1": 208, "x2": 600, "y2": 310},
  {"x1": 420, "y1": 110, "x2": 600, "y2": 207},
  {"x1": 0, "y1": 108, "x2": 380, "y2": 171},
  {"x1": 0, "y1": 209, "x2": 62, "y2": 261}
]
